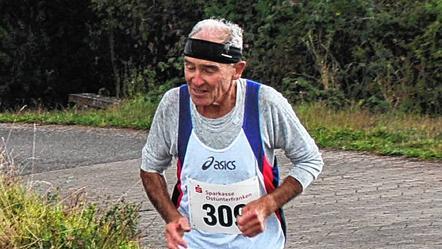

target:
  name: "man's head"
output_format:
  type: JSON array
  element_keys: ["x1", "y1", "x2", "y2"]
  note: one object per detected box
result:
[
  {"x1": 183, "y1": 18, "x2": 246, "y2": 117},
  {"x1": 189, "y1": 18, "x2": 243, "y2": 49},
  {"x1": 185, "y1": 18, "x2": 243, "y2": 59}
]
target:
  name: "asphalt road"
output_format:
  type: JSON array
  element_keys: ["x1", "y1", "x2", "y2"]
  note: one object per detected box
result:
[{"x1": 0, "y1": 123, "x2": 147, "y2": 174}]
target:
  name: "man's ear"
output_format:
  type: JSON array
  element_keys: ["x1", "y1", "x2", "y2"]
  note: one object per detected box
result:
[{"x1": 232, "y1": 61, "x2": 247, "y2": 80}]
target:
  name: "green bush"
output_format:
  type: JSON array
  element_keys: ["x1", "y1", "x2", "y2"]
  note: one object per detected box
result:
[
  {"x1": 1, "y1": 0, "x2": 440, "y2": 114},
  {"x1": 0, "y1": 148, "x2": 140, "y2": 249}
]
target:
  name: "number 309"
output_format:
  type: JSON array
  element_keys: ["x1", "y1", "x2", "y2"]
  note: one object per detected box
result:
[{"x1": 202, "y1": 203, "x2": 245, "y2": 227}]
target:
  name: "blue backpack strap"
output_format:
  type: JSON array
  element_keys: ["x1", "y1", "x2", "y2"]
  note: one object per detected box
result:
[
  {"x1": 243, "y1": 79, "x2": 287, "y2": 238},
  {"x1": 177, "y1": 84, "x2": 192, "y2": 163},
  {"x1": 242, "y1": 79, "x2": 264, "y2": 172},
  {"x1": 172, "y1": 84, "x2": 192, "y2": 207}
]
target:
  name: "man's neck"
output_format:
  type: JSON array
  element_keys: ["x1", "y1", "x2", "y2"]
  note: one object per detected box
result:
[{"x1": 196, "y1": 81, "x2": 237, "y2": 119}]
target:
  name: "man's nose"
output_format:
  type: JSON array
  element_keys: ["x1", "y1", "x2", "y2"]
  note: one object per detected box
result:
[{"x1": 191, "y1": 71, "x2": 205, "y2": 86}]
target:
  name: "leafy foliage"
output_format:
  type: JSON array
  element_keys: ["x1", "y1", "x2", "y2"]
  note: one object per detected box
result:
[
  {"x1": 88, "y1": 0, "x2": 202, "y2": 98},
  {"x1": 0, "y1": 0, "x2": 441, "y2": 114},
  {"x1": 0, "y1": 0, "x2": 98, "y2": 109}
]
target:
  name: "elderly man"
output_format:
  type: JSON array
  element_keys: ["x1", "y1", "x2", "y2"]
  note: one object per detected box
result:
[{"x1": 140, "y1": 18, "x2": 323, "y2": 249}]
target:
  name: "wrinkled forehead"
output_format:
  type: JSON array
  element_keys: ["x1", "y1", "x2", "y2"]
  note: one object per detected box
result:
[{"x1": 184, "y1": 56, "x2": 223, "y2": 68}]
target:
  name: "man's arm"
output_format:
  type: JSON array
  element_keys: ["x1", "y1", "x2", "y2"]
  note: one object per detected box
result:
[
  {"x1": 140, "y1": 170, "x2": 190, "y2": 248},
  {"x1": 237, "y1": 176, "x2": 302, "y2": 236},
  {"x1": 238, "y1": 86, "x2": 323, "y2": 237},
  {"x1": 140, "y1": 170, "x2": 181, "y2": 222}
]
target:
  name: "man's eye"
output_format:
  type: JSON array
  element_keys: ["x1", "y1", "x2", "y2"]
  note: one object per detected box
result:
[
  {"x1": 186, "y1": 65, "x2": 195, "y2": 71},
  {"x1": 204, "y1": 68, "x2": 217, "y2": 74}
]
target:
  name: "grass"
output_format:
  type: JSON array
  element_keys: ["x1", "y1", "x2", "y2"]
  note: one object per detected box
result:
[
  {"x1": 0, "y1": 148, "x2": 141, "y2": 249},
  {"x1": 0, "y1": 96, "x2": 157, "y2": 129},
  {"x1": 296, "y1": 103, "x2": 442, "y2": 160},
  {"x1": 0, "y1": 97, "x2": 440, "y2": 160}
]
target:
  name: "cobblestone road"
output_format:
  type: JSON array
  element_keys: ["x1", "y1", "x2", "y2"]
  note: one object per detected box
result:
[{"x1": 28, "y1": 150, "x2": 442, "y2": 249}]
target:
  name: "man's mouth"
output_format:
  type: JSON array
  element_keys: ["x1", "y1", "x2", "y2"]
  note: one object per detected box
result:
[{"x1": 191, "y1": 88, "x2": 208, "y2": 96}]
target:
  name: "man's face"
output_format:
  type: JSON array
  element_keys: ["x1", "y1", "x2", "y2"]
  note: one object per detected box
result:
[{"x1": 184, "y1": 56, "x2": 237, "y2": 107}]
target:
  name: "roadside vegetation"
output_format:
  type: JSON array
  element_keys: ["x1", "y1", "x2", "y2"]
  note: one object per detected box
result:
[
  {"x1": 0, "y1": 96, "x2": 440, "y2": 160},
  {"x1": 298, "y1": 103, "x2": 441, "y2": 160},
  {"x1": 0, "y1": 148, "x2": 140, "y2": 249},
  {"x1": 0, "y1": 96, "x2": 157, "y2": 129},
  {"x1": 1, "y1": 1, "x2": 441, "y2": 116}
]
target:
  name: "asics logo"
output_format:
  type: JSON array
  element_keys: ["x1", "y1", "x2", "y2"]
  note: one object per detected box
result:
[{"x1": 201, "y1": 156, "x2": 236, "y2": 171}]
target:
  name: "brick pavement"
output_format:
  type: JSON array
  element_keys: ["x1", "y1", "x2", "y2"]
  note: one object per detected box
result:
[{"x1": 27, "y1": 150, "x2": 442, "y2": 249}]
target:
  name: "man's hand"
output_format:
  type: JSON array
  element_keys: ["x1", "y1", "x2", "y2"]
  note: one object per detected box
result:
[
  {"x1": 140, "y1": 170, "x2": 191, "y2": 248},
  {"x1": 236, "y1": 195, "x2": 276, "y2": 237},
  {"x1": 236, "y1": 176, "x2": 304, "y2": 237},
  {"x1": 165, "y1": 216, "x2": 191, "y2": 249}
]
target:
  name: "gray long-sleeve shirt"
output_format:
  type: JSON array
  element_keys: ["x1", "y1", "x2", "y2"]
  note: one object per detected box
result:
[{"x1": 141, "y1": 78, "x2": 323, "y2": 189}]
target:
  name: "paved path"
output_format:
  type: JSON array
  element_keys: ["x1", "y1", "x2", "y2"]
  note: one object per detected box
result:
[
  {"x1": 2, "y1": 123, "x2": 441, "y2": 248},
  {"x1": 27, "y1": 151, "x2": 442, "y2": 249},
  {"x1": 0, "y1": 123, "x2": 145, "y2": 174}
]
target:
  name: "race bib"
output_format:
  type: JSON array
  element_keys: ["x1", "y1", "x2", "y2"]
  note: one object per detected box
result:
[{"x1": 188, "y1": 177, "x2": 261, "y2": 234}]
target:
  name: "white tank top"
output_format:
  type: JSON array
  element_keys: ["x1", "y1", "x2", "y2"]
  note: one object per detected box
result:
[{"x1": 172, "y1": 80, "x2": 285, "y2": 249}]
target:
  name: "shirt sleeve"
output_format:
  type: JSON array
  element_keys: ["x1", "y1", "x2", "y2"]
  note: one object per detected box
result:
[
  {"x1": 140, "y1": 88, "x2": 179, "y2": 174},
  {"x1": 259, "y1": 86, "x2": 323, "y2": 190}
]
